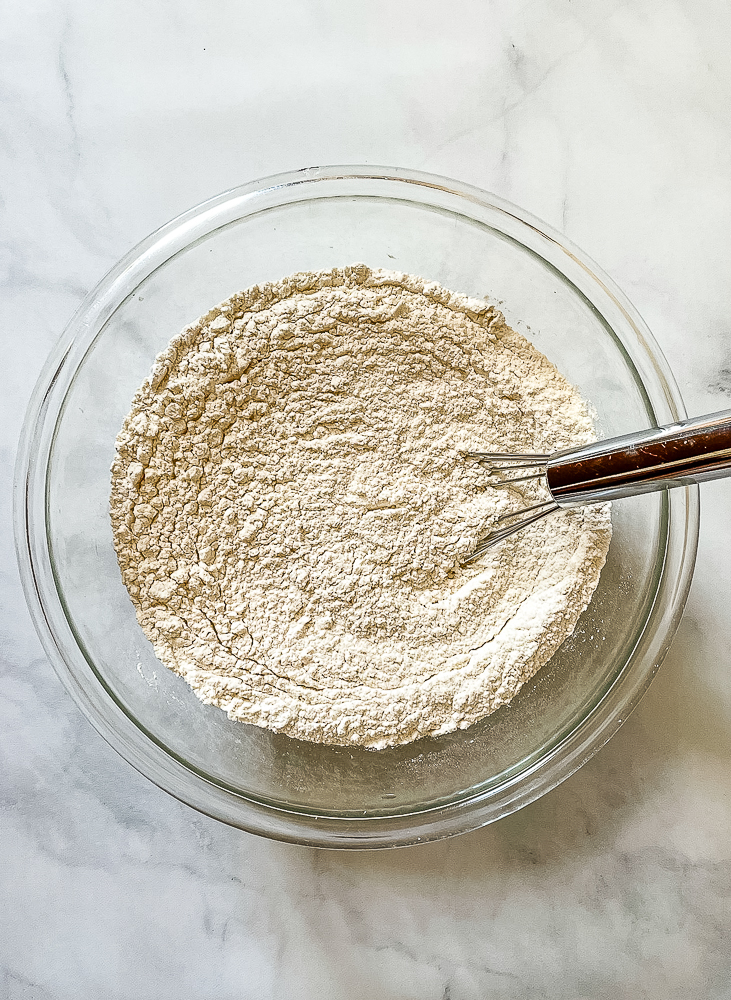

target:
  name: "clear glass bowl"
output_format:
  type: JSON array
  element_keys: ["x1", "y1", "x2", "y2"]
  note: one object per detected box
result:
[{"x1": 14, "y1": 166, "x2": 699, "y2": 848}]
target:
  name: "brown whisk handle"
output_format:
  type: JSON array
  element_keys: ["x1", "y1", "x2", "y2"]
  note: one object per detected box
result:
[{"x1": 546, "y1": 409, "x2": 731, "y2": 506}]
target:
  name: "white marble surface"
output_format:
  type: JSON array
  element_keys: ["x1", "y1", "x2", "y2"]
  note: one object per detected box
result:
[{"x1": 3, "y1": 0, "x2": 731, "y2": 996}]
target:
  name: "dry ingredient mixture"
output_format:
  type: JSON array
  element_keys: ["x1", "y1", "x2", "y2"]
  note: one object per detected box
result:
[{"x1": 110, "y1": 265, "x2": 611, "y2": 749}]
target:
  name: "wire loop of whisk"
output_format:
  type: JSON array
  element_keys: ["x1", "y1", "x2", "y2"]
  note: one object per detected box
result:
[
  {"x1": 464, "y1": 451, "x2": 550, "y2": 487},
  {"x1": 464, "y1": 409, "x2": 731, "y2": 559},
  {"x1": 464, "y1": 451, "x2": 550, "y2": 464},
  {"x1": 495, "y1": 498, "x2": 557, "y2": 523},
  {"x1": 464, "y1": 500, "x2": 561, "y2": 564},
  {"x1": 480, "y1": 472, "x2": 547, "y2": 486},
  {"x1": 462, "y1": 449, "x2": 558, "y2": 563}
]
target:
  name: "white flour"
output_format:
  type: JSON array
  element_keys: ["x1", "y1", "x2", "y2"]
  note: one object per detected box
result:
[{"x1": 110, "y1": 266, "x2": 611, "y2": 748}]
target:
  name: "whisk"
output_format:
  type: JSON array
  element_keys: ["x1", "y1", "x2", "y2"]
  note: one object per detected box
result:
[{"x1": 465, "y1": 409, "x2": 731, "y2": 561}]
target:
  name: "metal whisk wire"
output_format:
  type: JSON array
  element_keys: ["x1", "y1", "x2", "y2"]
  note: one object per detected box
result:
[
  {"x1": 464, "y1": 500, "x2": 560, "y2": 562},
  {"x1": 465, "y1": 451, "x2": 549, "y2": 483},
  {"x1": 463, "y1": 451, "x2": 560, "y2": 561},
  {"x1": 464, "y1": 409, "x2": 731, "y2": 561}
]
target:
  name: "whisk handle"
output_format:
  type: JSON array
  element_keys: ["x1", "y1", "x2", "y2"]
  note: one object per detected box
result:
[{"x1": 546, "y1": 409, "x2": 731, "y2": 506}]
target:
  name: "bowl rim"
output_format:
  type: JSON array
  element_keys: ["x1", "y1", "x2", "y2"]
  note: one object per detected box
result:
[{"x1": 14, "y1": 164, "x2": 699, "y2": 848}]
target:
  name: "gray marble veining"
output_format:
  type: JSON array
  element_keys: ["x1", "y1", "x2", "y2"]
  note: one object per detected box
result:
[{"x1": 3, "y1": 0, "x2": 731, "y2": 997}]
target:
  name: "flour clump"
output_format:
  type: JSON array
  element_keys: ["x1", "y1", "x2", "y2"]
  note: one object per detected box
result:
[{"x1": 110, "y1": 266, "x2": 611, "y2": 749}]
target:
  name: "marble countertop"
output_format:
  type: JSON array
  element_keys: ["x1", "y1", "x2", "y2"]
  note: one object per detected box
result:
[{"x1": 3, "y1": 1, "x2": 731, "y2": 996}]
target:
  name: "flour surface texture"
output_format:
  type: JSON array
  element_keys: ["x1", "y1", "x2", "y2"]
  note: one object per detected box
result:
[{"x1": 110, "y1": 266, "x2": 611, "y2": 749}]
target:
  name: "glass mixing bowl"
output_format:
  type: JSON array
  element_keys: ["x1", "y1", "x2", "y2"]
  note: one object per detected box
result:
[{"x1": 15, "y1": 166, "x2": 698, "y2": 848}]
